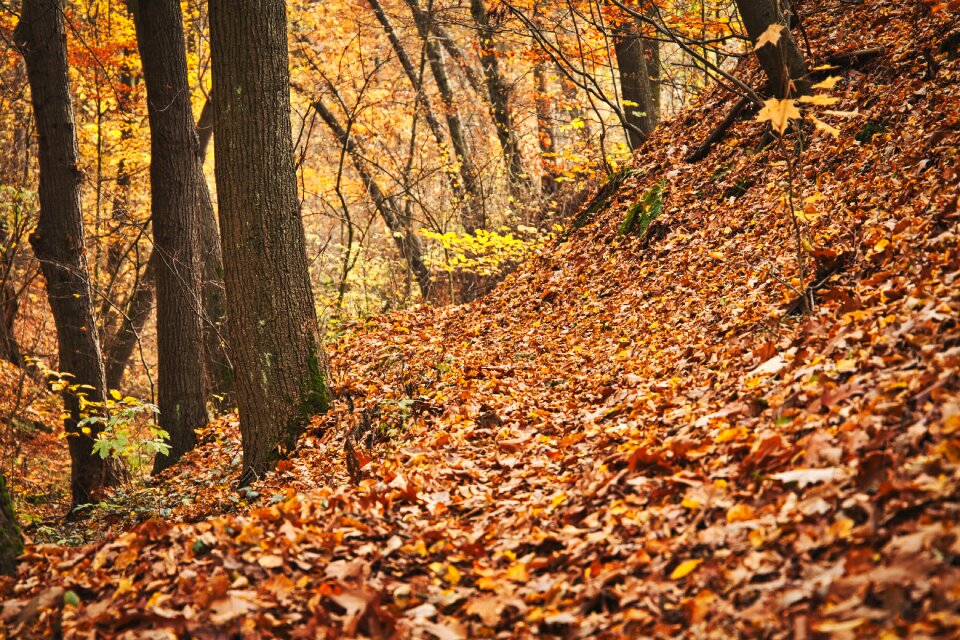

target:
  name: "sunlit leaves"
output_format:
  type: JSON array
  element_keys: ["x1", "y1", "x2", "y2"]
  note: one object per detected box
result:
[
  {"x1": 753, "y1": 23, "x2": 785, "y2": 50},
  {"x1": 756, "y1": 98, "x2": 801, "y2": 134}
]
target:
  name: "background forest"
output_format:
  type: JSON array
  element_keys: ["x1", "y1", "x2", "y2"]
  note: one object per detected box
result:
[{"x1": 0, "y1": 0, "x2": 745, "y2": 386}]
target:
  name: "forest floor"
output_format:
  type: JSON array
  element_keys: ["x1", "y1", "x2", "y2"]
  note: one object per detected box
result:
[{"x1": 4, "y1": 1, "x2": 960, "y2": 637}]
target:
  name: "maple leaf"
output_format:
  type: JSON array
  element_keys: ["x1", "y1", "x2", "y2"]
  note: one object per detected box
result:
[
  {"x1": 812, "y1": 117, "x2": 840, "y2": 138},
  {"x1": 812, "y1": 76, "x2": 842, "y2": 90},
  {"x1": 756, "y1": 98, "x2": 802, "y2": 135},
  {"x1": 753, "y1": 23, "x2": 785, "y2": 50},
  {"x1": 799, "y1": 94, "x2": 840, "y2": 106}
]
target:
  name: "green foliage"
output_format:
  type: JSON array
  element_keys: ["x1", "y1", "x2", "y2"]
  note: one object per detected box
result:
[
  {"x1": 422, "y1": 226, "x2": 551, "y2": 277},
  {"x1": 80, "y1": 391, "x2": 166, "y2": 469},
  {"x1": 854, "y1": 120, "x2": 886, "y2": 143},
  {"x1": 619, "y1": 180, "x2": 667, "y2": 238}
]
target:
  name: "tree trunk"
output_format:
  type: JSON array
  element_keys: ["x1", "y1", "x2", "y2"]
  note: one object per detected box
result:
[
  {"x1": 0, "y1": 473, "x2": 22, "y2": 577},
  {"x1": 15, "y1": 0, "x2": 126, "y2": 507},
  {"x1": 614, "y1": 19, "x2": 658, "y2": 150},
  {"x1": 404, "y1": 0, "x2": 484, "y2": 232},
  {"x1": 469, "y1": 0, "x2": 525, "y2": 190},
  {"x1": 735, "y1": 0, "x2": 810, "y2": 97},
  {"x1": 105, "y1": 250, "x2": 156, "y2": 390},
  {"x1": 534, "y1": 62, "x2": 560, "y2": 199},
  {"x1": 209, "y1": 0, "x2": 332, "y2": 480},
  {"x1": 313, "y1": 99, "x2": 432, "y2": 298},
  {"x1": 128, "y1": 0, "x2": 210, "y2": 472},
  {"x1": 191, "y1": 96, "x2": 233, "y2": 409},
  {"x1": 0, "y1": 220, "x2": 23, "y2": 366}
]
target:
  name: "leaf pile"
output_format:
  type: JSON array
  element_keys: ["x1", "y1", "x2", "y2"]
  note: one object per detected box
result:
[{"x1": 4, "y1": 1, "x2": 960, "y2": 637}]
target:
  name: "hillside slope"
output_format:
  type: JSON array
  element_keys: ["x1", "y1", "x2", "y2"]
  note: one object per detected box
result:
[{"x1": 4, "y1": 1, "x2": 960, "y2": 637}]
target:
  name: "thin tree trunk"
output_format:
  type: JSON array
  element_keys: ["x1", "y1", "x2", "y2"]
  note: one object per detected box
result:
[
  {"x1": 469, "y1": 0, "x2": 525, "y2": 190},
  {"x1": 734, "y1": 0, "x2": 810, "y2": 97},
  {"x1": 209, "y1": 0, "x2": 332, "y2": 480},
  {"x1": 193, "y1": 96, "x2": 232, "y2": 408},
  {"x1": 366, "y1": 0, "x2": 463, "y2": 202},
  {"x1": 0, "y1": 221, "x2": 23, "y2": 366},
  {"x1": 128, "y1": 0, "x2": 210, "y2": 472},
  {"x1": 404, "y1": 0, "x2": 484, "y2": 232},
  {"x1": 15, "y1": 0, "x2": 126, "y2": 507},
  {"x1": 534, "y1": 62, "x2": 560, "y2": 199},
  {"x1": 313, "y1": 99, "x2": 432, "y2": 298},
  {"x1": 104, "y1": 250, "x2": 155, "y2": 390},
  {"x1": 430, "y1": 21, "x2": 485, "y2": 95}
]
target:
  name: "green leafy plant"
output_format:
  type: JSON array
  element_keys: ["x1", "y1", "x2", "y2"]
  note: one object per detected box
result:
[
  {"x1": 80, "y1": 391, "x2": 166, "y2": 470},
  {"x1": 619, "y1": 180, "x2": 667, "y2": 237}
]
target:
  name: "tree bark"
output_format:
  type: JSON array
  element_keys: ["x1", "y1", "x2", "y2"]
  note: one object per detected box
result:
[
  {"x1": 15, "y1": 0, "x2": 126, "y2": 507},
  {"x1": 0, "y1": 472, "x2": 22, "y2": 577},
  {"x1": 735, "y1": 0, "x2": 810, "y2": 97},
  {"x1": 313, "y1": 99, "x2": 432, "y2": 298},
  {"x1": 614, "y1": 18, "x2": 659, "y2": 150},
  {"x1": 128, "y1": 0, "x2": 210, "y2": 472},
  {"x1": 191, "y1": 96, "x2": 233, "y2": 409},
  {"x1": 209, "y1": 0, "x2": 332, "y2": 480},
  {"x1": 469, "y1": 0, "x2": 525, "y2": 190}
]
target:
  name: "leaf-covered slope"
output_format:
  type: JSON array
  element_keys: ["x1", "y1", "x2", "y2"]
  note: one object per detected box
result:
[{"x1": 4, "y1": 1, "x2": 960, "y2": 637}]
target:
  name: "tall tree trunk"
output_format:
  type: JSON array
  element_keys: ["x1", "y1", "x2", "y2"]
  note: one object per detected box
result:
[
  {"x1": 209, "y1": 0, "x2": 332, "y2": 480},
  {"x1": 734, "y1": 0, "x2": 810, "y2": 97},
  {"x1": 534, "y1": 62, "x2": 560, "y2": 199},
  {"x1": 313, "y1": 99, "x2": 432, "y2": 298},
  {"x1": 404, "y1": 0, "x2": 484, "y2": 232},
  {"x1": 0, "y1": 472, "x2": 22, "y2": 577},
  {"x1": 128, "y1": 0, "x2": 210, "y2": 472},
  {"x1": 469, "y1": 0, "x2": 525, "y2": 190},
  {"x1": 15, "y1": 0, "x2": 126, "y2": 507},
  {"x1": 614, "y1": 19, "x2": 658, "y2": 150}
]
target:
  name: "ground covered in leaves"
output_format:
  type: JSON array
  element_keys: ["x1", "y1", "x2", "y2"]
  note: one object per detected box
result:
[{"x1": 4, "y1": 1, "x2": 960, "y2": 637}]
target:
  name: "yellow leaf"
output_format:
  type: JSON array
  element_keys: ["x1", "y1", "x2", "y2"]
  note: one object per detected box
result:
[
  {"x1": 830, "y1": 516, "x2": 855, "y2": 539},
  {"x1": 716, "y1": 426, "x2": 747, "y2": 443},
  {"x1": 682, "y1": 497, "x2": 701, "y2": 510},
  {"x1": 709, "y1": 251, "x2": 725, "y2": 260},
  {"x1": 727, "y1": 504, "x2": 756, "y2": 523},
  {"x1": 756, "y1": 98, "x2": 802, "y2": 135},
  {"x1": 753, "y1": 23, "x2": 785, "y2": 50},
  {"x1": 506, "y1": 562, "x2": 529, "y2": 582},
  {"x1": 476, "y1": 576, "x2": 499, "y2": 591},
  {"x1": 445, "y1": 564, "x2": 462, "y2": 585},
  {"x1": 836, "y1": 358, "x2": 857, "y2": 372},
  {"x1": 812, "y1": 76, "x2": 842, "y2": 90},
  {"x1": 873, "y1": 238, "x2": 890, "y2": 253},
  {"x1": 799, "y1": 94, "x2": 840, "y2": 106},
  {"x1": 109, "y1": 389, "x2": 122, "y2": 401},
  {"x1": 670, "y1": 558, "x2": 702, "y2": 580},
  {"x1": 812, "y1": 117, "x2": 840, "y2": 138}
]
